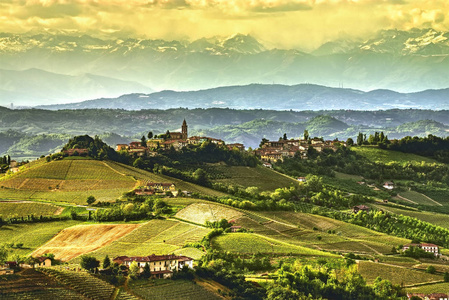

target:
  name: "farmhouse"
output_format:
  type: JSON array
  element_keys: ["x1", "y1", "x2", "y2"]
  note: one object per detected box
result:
[
  {"x1": 134, "y1": 182, "x2": 176, "y2": 196},
  {"x1": 383, "y1": 181, "x2": 394, "y2": 189},
  {"x1": 407, "y1": 293, "x2": 449, "y2": 300},
  {"x1": 114, "y1": 254, "x2": 193, "y2": 278},
  {"x1": 34, "y1": 257, "x2": 52, "y2": 268},
  {"x1": 402, "y1": 243, "x2": 440, "y2": 257},
  {"x1": 352, "y1": 205, "x2": 370, "y2": 214},
  {"x1": 297, "y1": 177, "x2": 307, "y2": 182}
]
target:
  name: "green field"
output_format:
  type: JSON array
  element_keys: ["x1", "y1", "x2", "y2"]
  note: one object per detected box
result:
[
  {"x1": 129, "y1": 279, "x2": 221, "y2": 300},
  {"x1": 205, "y1": 165, "x2": 298, "y2": 191},
  {"x1": 0, "y1": 201, "x2": 61, "y2": 218},
  {"x1": 212, "y1": 233, "x2": 337, "y2": 257},
  {"x1": 352, "y1": 147, "x2": 437, "y2": 164},
  {"x1": 175, "y1": 202, "x2": 244, "y2": 225},
  {"x1": 358, "y1": 261, "x2": 442, "y2": 286},
  {"x1": 0, "y1": 220, "x2": 80, "y2": 257},
  {"x1": 88, "y1": 219, "x2": 210, "y2": 261}
]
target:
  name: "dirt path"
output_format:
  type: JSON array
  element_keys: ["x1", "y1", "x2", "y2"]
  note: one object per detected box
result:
[
  {"x1": 420, "y1": 193, "x2": 443, "y2": 206},
  {"x1": 17, "y1": 178, "x2": 30, "y2": 190},
  {"x1": 395, "y1": 194, "x2": 418, "y2": 205}
]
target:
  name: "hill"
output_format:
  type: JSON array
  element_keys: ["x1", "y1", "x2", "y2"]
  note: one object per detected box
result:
[{"x1": 0, "y1": 158, "x2": 226, "y2": 204}]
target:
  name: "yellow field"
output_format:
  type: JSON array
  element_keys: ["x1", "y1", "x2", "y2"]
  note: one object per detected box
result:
[
  {"x1": 175, "y1": 202, "x2": 244, "y2": 224},
  {"x1": 32, "y1": 223, "x2": 140, "y2": 261}
]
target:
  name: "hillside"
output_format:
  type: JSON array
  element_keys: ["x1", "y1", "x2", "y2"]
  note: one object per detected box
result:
[{"x1": 0, "y1": 158, "x2": 227, "y2": 204}]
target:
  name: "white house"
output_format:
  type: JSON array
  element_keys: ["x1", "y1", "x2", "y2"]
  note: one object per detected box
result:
[{"x1": 383, "y1": 181, "x2": 394, "y2": 190}]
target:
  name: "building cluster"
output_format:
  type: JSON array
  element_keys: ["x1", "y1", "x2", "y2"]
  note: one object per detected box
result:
[
  {"x1": 255, "y1": 138, "x2": 344, "y2": 163},
  {"x1": 134, "y1": 182, "x2": 177, "y2": 196},
  {"x1": 116, "y1": 120, "x2": 245, "y2": 157},
  {"x1": 113, "y1": 254, "x2": 193, "y2": 278},
  {"x1": 402, "y1": 243, "x2": 440, "y2": 257},
  {"x1": 407, "y1": 293, "x2": 449, "y2": 300}
]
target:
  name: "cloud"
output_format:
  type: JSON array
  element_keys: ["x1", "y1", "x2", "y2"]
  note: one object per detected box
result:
[{"x1": 2, "y1": 0, "x2": 449, "y2": 50}]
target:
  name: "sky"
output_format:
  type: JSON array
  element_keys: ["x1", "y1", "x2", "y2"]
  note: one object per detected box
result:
[{"x1": 1, "y1": 0, "x2": 449, "y2": 50}]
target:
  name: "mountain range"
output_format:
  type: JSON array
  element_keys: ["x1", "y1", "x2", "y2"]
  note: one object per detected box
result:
[
  {"x1": 3, "y1": 28, "x2": 449, "y2": 105},
  {"x1": 35, "y1": 84, "x2": 449, "y2": 111}
]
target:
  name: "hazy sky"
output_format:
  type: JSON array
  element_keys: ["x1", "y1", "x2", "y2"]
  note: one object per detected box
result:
[{"x1": 1, "y1": 0, "x2": 449, "y2": 49}]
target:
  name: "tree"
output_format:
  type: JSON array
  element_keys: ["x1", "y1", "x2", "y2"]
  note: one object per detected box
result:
[
  {"x1": 283, "y1": 133, "x2": 287, "y2": 140},
  {"x1": 80, "y1": 255, "x2": 100, "y2": 273},
  {"x1": 0, "y1": 245, "x2": 8, "y2": 264},
  {"x1": 194, "y1": 168, "x2": 208, "y2": 185},
  {"x1": 357, "y1": 132, "x2": 364, "y2": 145},
  {"x1": 444, "y1": 272, "x2": 449, "y2": 282},
  {"x1": 147, "y1": 131, "x2": 153, "y2": 139},
  {"x1": 141, "y1": 135, "x2": 147, "y2": 147},
  {"x1": 346, "y1": 138, "x2": 354, "y2": 146},
  {"x1": 86, "y1": 195, "x2": 96, "y2": 205},
  {"x1": 304, "y1": 130, "x2": 309, "y2": 141},
  {"x1": 259, "y1": 138, "x2": 269, "y2": 148},
  {"x1": 103, "y1": 255, "x2": 111, "y2": 269},
  {"x1": 426, "y1": 265, "x2": 436, "y2": 274},
  {"x1": 129, "y1": 261, "x2": 140, "y2": 278},
  {"x1": 43, "y1": 253, "x2": 55, "y2": 260},
  {"x1": 142, "y1": 262, "x2": 151, "y2": 278}
]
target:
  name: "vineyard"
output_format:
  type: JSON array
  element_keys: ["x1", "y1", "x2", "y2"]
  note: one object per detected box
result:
[
  {"x1": 203, "y1": 165, "x2": 297, "y2": 191},
  {"x1": 0, "y1": 159, "x2": 137, "y2": 204},
  {"x1": 358, "y1": 261, "x2": 442, "y2": 286},
  {"x1": 89, "y1": 219, "x2": 210, "y2": 261},
  {"x1": 212, "y1": 233, "x2": 337, "y2": 257},
  {"x1": 39, "y1": 268, "x2": 118, "y2": 300},
  {"x1": 0, "y1": 201, "x2": 61, "y2": 218},
  {"x1": 32, "y1": 223, "x2": 141, "y2": 261},
  {"x1": 0, "y1": 220, "x2": 80, "y2": 257},
  {"x1": 175, "y1": 202, "x2": 244, "y2": 225},
  {"x1": 352, "y1": 147, "x2": 437, "y2": 164},
  {"x1": 128, "y1": 279, "x2": 222, "y2": 300}
]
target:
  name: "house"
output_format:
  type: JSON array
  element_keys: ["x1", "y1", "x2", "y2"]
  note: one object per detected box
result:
[
  {"x1": 227, "y1": 143, "x2": 245, "y2": 151},
  {"x1": 407, "y1": 293, "x2": 449, "y2": 300},
  {"x1": 63, "y1": 148, "x2": 89, "y2": 156},
  {"x1": 230, "y1": 226, "x2": 242, "y2": 232},
  {"x1": 116, "y1": 144, "x2": 129, "y2": 151},
  {"x1": 352, "y1": 205, "x2": 370, "y2": 213},
  {"x1": 34, "y1": 257, "x2": 52, "y2": 268},
  {"x1": 383, "y1": 181, "x2": 394, "y2": 190},
  {"x1": 116, "y1": 254, "x2": 194, "y2": 278},
  {"x1": 0, "y1": 268, "x2": 14, "y2": 275},
  {"x1": 297, "y1": 177, "x2": 307, "y2": 182},
  {"x1": 262, "y1": 162, "x2": 272, "y2": 168},
  {"x1": 403, "y1": 243, "x2": 440, "y2": 257},
  {"x1": 147, "y1": 183, "x2": 176, "y2": 192}
]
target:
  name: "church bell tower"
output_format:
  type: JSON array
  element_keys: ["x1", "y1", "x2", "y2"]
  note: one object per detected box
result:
[{"x1": 182, "y1": 119, "x2": 188, "y2": 140}]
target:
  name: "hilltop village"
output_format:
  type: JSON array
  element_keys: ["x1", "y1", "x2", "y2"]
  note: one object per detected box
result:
[{"x1": 116, "y1": 119, "x2": 344, "y2": 164}]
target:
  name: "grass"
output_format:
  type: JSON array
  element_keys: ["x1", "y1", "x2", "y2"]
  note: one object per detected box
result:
[
  {"x1": 0, "y1": 220, "x2": 80, "y2": 257},
  {"x1": 128, "y1": 278, "x2": 222, "y2": 300},
  {"x1": 358, "y1": 261, "x2": 441, "y2": 286},
  {"x1": 212, "y1": 233, "x2": 337, "y2": 257},
  {"x1": 0, "y1": 201, "x2": 61, "y2": 218},
  {"x1": 205, "y1": 164, "x2": 298, "y2": 191},
  {"x1": 334, "y1": 171, "x2": 363, "y2": 181},
  {"x1": 352, "y1": 147, "x2": 437, "y2": 164},
  {"x1": 87, "y1": 219, "x2": 210, "y2": 261},
  {"x1": 175, "y1": 202, "x2": 244, "y2": 225}
]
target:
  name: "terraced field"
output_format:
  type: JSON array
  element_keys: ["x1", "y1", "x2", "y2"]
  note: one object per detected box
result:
[
  {"x1": 205, "y1": 165, "x2": 297, "y2": 191},
  {"x1": 398, "y1": 190, "x2": 442, "y2": 206},
  {"x1": 0, "y1": 201, "x2": 62, "y2": 217},
  {"x1": 176, "y1": 202, "x2": 244, "y2": 224},
  {"x1": 32, "y1": 223, "x2": 141, "y2": 261},
  {"x1": 358, "y1": 261, "x2": 442, "y2": 286},
  {"x1": 407, "y1": 282, "x2": 449, "y2": 294},
  {"x1": 0, "y1": 220, "x2": 80, "y2": 257},
  {"x1": 129, "y1": 279, "x2": 222, "y2": 300},
  {"x1": 89, "y1": 219, "x2": 210, "y2": 261}
]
